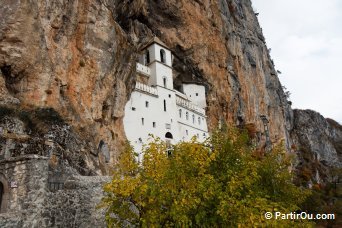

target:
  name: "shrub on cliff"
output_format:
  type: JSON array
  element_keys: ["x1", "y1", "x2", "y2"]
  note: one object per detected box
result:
[{"x1": 101, "y1": 129, "x2": 312, "y2": 227}]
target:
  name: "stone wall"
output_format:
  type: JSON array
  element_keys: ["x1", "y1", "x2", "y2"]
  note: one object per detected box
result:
[
  {"x1": 0, "y1": 155, "x2": 110, "y2": 228},
  {"x1": 0, "y1": 155, "x2": 49, "y2": 227},
  {"x1": 43, "y1": 176, "x2": 110, "y2": 228}
]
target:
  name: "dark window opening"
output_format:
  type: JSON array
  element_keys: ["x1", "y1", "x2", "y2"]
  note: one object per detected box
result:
[
  {"x1": 132, "y1": 107, "x2": 136, "y2": 111},
  {"x1": 141, "y1": 118, "x2": 144, "y2": 125},
  {"x1": 165, "y1": 132, "x2": 173, "y2": 139},
  {"x1": 179, "y1": 109, "x2": 182, "y2": 118},
  {"x1": 163, "y1": 99, "x2": 166, "y2": 112},
  {"x1": 160, "y1": 49, "x2": 166, "y2": 63},
  {"x1": 145, "y1": 50, "x2": 150, "y2": 65},
  {"x1": 186, "y1": 112, "x2": 189, "y2": 120},
  {"x1": 145, "y1": 101, "x2": 149, "y2": 107},
  {"x1": 192, "y1": 114, "x2": 195, "y2": 124},
  {"x1": 196, "y1": 93, "x2": 199, "y2": 96},
  {"x1": 153, "y1": 122, "x2": 156, "y2": 128},
  {"x1": 163, "y1": 77, "x2": 167, "y2": 87},
  {"x1": 168, "y1": 94, "x2": 171, "y2": 98}
]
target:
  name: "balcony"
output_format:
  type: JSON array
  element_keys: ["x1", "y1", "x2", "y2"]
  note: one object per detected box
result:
[
  {"x1": 135, "y1": 82, "x2": 158, "y2": 96},
  {"x1": 176, "y1": 96, "x2": 206, "y2": 115},
  {"x1": 136, "y1": 62, "x2": 151, "y2": 76}
]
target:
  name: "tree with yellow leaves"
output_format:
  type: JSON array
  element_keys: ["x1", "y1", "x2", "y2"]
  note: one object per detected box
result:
[{"x1": 101, "y1": 129, "x2": 313, "y2": 227}]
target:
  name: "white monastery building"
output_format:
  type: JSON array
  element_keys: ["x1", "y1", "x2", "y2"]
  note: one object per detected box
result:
[{"x1": 123, "y1": 38, "x2": 208, "y2": 160}]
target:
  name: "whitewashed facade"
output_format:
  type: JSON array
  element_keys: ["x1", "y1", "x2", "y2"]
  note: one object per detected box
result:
[{"x1": 124, "y1": 38, "x2": 208, "y2": 161}]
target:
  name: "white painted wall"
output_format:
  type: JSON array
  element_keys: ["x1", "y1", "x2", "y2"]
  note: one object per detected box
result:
[{"x1": 182, "y1": 84, "x2": 207, "y2": 108}]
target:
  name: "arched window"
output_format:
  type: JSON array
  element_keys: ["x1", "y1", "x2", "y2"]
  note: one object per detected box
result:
[
  {"x1": 165, "y1": 132, "x2": 173, "y2": 139},
  {"x1": 179, "y1": 109, "x2": 182, "y2": 118},
  {"x1": 145, "y1": 50, "x2": 150, "y2": 65},
  {"x1": 160, "y1": 49, "x2": 166, "y2": 63},
  {"x1": 192, "y1": 114, "x2": 195, "y2": 124},
  {"x1": 186, "y1": 112, "x2": 189, "y2": 120},
  {"x1": 163, "y1": 77, "x2": 167, "y2": 88}
]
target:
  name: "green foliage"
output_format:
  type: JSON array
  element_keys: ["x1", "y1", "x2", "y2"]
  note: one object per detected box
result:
[
  {"x1": 301, "y1": 168, "x2": 342, "y2": 227},
  {"x1": 102, "y1": 129, "x2": 313, "y2": 227}
]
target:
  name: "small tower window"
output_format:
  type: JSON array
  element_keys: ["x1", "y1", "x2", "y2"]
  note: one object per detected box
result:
[
  {"x1": 163, "y1": 99, "x2": 166, "y2": 112},
  {"x1": 163, "y1": 77, "x2": 167, "y2": 88},
  {"x1": 192, "y1": 114, "x2": 195, "y2": 124},
  {"x1": 179, "y1": 109, "x2": 182, "y2": 118},
  {"x1": 141, "y1": 118, "x2": 144, "y2": 125},
  {"x1": 186, "y1": 112, "x2": 189, "y2": 120},
  {"x1": 145, "y1": 101, "x2": 149, "y2": 108},
  {"x1": 145, "y1": 50, "x2": 150, "y2": 65},
  {"x1": 153, "y1": 122, "x2": 156, "y2": 128},
  {"x1": 160, "y1": 49, "x2": 166, "y2": 63}
]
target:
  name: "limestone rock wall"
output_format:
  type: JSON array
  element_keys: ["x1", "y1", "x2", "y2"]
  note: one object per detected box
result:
[
  {"x1": 0, "y1": 0, "x2": 137, "y2": 173},
  {"x1": 291, "y1": 109, "x2": 342, "y2": 185}
]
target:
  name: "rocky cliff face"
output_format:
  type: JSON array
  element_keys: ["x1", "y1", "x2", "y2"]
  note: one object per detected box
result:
[
  {"x1": 0, "y1": 0, "x2": 138, "y2": 174},
  {"x1": 0, "y1": 0, "x2": 292, "y2": 174},
  {"x1": 291, "y1": 109, "x2": 342, "y2": 185}
]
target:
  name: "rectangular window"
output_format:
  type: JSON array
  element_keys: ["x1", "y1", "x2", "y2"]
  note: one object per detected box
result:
[
  {"x1": 196, "y1": 93, "x2": 199, "y2": 96},
  {"x1": 141, "y1": 118, "x2": 144, "y2": 125},
  {"x1": 163, "y1": 100, "x2": 166, "y2": 112},
  {"x1": 153, "y1": 122, "x2": 156, "y2": 128},
  {"x1": 132, "y1": 107, "x2": 136, "y2": 111},
  {"x1": 145, "y1": 101, "x2": 149, "y2": 108}
]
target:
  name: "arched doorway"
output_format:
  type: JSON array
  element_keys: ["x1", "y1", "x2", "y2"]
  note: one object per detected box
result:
[
  {"x1": 165, "y1": 132, "x2": 173, "y2": 156},
  {"x1": 165, "y1": 132, "x2": 173, "y2": 139},
  {"x1": 0, "y1": 182, "x2": 3, "y2": 211},
  {"x1": 0, "y1": 174, "x2": 9, "y2": 213}
]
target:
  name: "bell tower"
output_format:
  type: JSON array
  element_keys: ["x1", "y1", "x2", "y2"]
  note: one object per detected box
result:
[{"x1": 141, "y1": 37, "x2": 173, "y2": 89}]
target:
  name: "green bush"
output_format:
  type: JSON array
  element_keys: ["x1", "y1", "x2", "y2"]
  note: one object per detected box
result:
[{"x1": 101, "y1": 128, "x2": 313, "y2": 227}]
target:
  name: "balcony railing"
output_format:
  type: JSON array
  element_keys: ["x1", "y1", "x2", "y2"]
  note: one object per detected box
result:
[
  {"x1": 135, "y1": 82, "x2": 158, "y2": 96},
  {"x1": 136, "y1": 62, "x2": 151, "y2": 76},
  {"x1": 176, "y1": 96, "x2": 206, "y2": 115}
]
